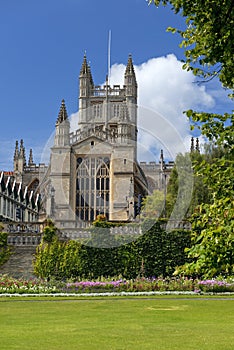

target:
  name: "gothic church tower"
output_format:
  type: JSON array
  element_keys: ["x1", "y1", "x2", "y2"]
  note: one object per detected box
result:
[{"x1": 49, "y1": 54, "x2": 147, "y2": 228}]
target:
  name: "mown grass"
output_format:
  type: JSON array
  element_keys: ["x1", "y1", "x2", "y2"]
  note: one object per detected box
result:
[{"x1": 0, "y1": 296, "x2": 234, "y2": 350}]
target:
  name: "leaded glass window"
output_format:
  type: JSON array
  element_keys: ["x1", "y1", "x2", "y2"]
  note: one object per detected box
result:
[{"x1": 76, "y1": 157, "x2": 110, "y2": 222}]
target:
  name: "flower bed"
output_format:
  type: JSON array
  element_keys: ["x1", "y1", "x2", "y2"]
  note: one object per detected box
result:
[
  {"x1": 198, "y1": 279, "x2": 234, "y2": 293},
  {"x1": 64, "y1": 277, "x2": 197, "y2": 293},
  {"x1": 0, "y1": 275, "x2": 58, "y2": 294},
  {"x1": 0, "y1": 274, "x2": 234, "y2": 295}
]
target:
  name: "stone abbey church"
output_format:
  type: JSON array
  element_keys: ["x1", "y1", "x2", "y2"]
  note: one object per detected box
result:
[{"x1": 1, "y1": 55, "x2": 174, "y2": 228}]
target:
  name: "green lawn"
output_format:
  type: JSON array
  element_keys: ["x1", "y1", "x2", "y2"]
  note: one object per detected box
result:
[{"x1": 0, "y1": 296, "x2": 234, "y2": 350}]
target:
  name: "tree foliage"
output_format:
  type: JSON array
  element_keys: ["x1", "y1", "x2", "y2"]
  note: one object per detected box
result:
[
  {"x1": 0, "y1": 231, "x2": 11, "y2": 267},
  {"x1": 149, "y1": 0, "x2": 234, "y2": 277},
  {"x1": 148, "y1": 0, "x2": 234, "y2": 91},
  {"x1": 141, "y1": 190, "x2": 164, "y2": 218},
  {"x1": 176, "y1": 158, "x2": 234, "y2": 277},
  {"x1": 166, "y1": 149, "x2": 223, "y2": 219},
  {"x1": 42, "y1": 219, "x2": 57, "y2": 243}
]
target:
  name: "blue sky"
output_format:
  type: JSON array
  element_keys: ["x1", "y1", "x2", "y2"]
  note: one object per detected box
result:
[{"x1": 0, "y1": 0, "x2": 232, "y2": 170}]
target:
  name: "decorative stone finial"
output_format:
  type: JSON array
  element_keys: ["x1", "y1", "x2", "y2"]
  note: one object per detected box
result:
[
  {"x1": 28, "y1": 149, "x2": 34, "y2": 165},
  {"x1": 56, "y1": 99, "x2": 68, "y2": 126},
  {"x1": 190, "y1": 137, "x2": 195, "y2": 152},
  {"x1": 14, "y1": 140, "x2": 19, "y2": 160},
  {"x1": 195, "y1": 137, "x2": 200, "y2": 153},
  {"x1": 80, "y1": 53, "x2": 89, "y2": 75},
  {"x1": 125, "y1": 54, "x2": 135, "y2": 76},
  {"x1": 19, "y1": 139, "x2": 26, "y2": 165}
]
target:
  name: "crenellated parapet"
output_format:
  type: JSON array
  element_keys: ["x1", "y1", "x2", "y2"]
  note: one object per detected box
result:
[{"x1": 139, "y1": 160, "x2": 174, "y2": 172}]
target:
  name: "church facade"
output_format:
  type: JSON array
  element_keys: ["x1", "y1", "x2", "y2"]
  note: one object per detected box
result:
[{"x1": 5, "y1": 54, "x2": 176, "y2": 227}]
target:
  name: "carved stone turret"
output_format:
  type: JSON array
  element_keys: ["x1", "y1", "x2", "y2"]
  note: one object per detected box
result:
[
  {"x1": 54, "y1": 99, "x2": 70, "y2": 147},
  {"x1": 14, "y1": 140, "x2": 19, "y2": 172},
  {"x1": 56, "y1": 99, "x2": 68, "y2": 126},
  {"x1": 124, "y1": 54, "x2": 137, "y2": 101},
  {"x1": 79, "y1": 54, "x2": 94, "y2": 99},
  {"x1": 28, "y1": 149, "x2": 34, "y2": 166},
  {"x1": 18, "y1": 139, "x2": 26, "y2": 173}
]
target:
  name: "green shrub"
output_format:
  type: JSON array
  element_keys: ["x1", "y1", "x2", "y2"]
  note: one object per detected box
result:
[
  {"x1": 0, "y1": 232, "x2": 11, "y2": 266},
  {"x1": 34, "y1": 220, "x2": 191, "y2": 279}
]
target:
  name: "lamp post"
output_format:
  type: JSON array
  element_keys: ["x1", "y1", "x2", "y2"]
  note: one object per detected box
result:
[
  {"x1": 163, "y1": 172, "x2": 167, "y2": 218},
  {"x1": 160, "y1": 149, "x2": 167, "y2": 218}
]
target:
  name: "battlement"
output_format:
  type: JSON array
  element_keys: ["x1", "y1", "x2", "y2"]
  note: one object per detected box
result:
[
  {"x1": 91, "y1": 84, "x2": 126, "y2": 97},
  {"x1": 23, "y1": 163, "x2": 48, "y2": 173},
  {"x1": 140, "y1": 160, "x2": 174, "y2": 171}
]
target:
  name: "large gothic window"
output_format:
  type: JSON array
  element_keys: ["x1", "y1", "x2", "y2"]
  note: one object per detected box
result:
[{"x1": 76, "y1": 157, "x2": 110, "y2": 222}]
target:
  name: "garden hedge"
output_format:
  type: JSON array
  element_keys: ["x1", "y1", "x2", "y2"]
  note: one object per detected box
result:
[{"x1": 34, "y1": 220, "x2": 191, "y2": 279}]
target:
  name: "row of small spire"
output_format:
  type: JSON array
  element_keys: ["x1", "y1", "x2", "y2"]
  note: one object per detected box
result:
[
  {"x1": 79, "y1": 53, "x2": 136, "y2": 80},
  {"x1": 14, "y1": 139, "x2": 34, "y2": 166},
  {"x1": 190, "y1": 137, "x2": 200, "y2": 153},
  {"x1": 13, "y1": 136, "x2": 200, "y2": 169}
]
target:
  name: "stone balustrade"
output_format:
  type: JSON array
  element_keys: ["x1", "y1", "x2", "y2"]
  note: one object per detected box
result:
[
  {"x1": 7, "y1": 234, "x2": 42, "y2": 246},
  {"x1": 3, "y1": 220, "x2": 191, "y2": 247},
  {"x1": 3, "y1": 222, "x2": 44, "y2": 234}
]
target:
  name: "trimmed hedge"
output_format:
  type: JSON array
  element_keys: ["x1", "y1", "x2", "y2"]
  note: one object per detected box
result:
[
  {"x1": 34, "y1": 220, "x2": 191, "y2": 279},
  {"x1": 0, "y1": 232, "x2": 11, "y2": 266}
]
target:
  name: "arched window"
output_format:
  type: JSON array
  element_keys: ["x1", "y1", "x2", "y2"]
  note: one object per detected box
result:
[
  {"x1": 93, "y1": 104, "x2": 102, "y2": 118},
  {"x1": 76, "y1": 157, "x2": 110, "y2": 222}
]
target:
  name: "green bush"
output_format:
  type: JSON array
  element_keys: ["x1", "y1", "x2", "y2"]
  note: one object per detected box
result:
[
  {"x1": 0, "y1": 232, "x2": 11, "y2": 266},
  {"x1": 34, "y1": 220, "x2": 191, "y2": 279}
]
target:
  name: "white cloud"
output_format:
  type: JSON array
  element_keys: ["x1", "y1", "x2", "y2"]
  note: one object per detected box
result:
[
  {"x1": 0, "y1": 55, "x2": 220, "y2": 170},
  {"x1": 109, "y1": 54, "x2": 215, "y2": 161},
  {"x1": 70, "y1": 112, "x2": 79, "y2": 133}
]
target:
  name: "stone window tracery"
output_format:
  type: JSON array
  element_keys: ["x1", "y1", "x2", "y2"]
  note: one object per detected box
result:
[
  {"x1": 113, "y1": 104, "x2": 120, "y2": 117},
  {"x1": 93, "y1": 104, "x2": 102, "y2": 118},
  {"x1": 76, "y1": 157, "x2": 110, "y2": 222}
]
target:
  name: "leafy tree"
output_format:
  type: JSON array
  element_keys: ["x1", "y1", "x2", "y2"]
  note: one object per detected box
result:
[
  {"x1": 148, "y1": 0, "x2": 234, "y2": 91},
  {"x1": 149, "y1": 0, "x2": 234, "y2": 277},
  {"x1": 42, "y1": 220, "x2": 56, "y2": 243},
  {"x1": 166, "y1": 152, "x2": 194, "y2": 220},
  {"x1": 176, "y1": 158, "x2": 234, "y2": 277},
  {"x1": 141, "y1": 189, "x2": 164, "y2": 218},
  {"x1": 166, "y1": 150, "x2": 216, "y2": 218}
]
